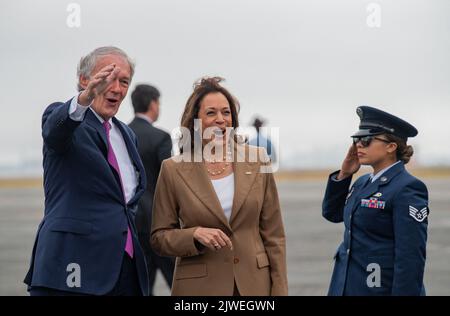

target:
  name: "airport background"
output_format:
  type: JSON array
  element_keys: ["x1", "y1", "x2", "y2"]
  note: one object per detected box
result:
[{"x1": 1, "y1": 0, "x2": 449, "y2": 295}]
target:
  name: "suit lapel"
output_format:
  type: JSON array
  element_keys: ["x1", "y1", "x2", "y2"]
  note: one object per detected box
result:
[
  {"x1": 84, "y1": 110, "x2": 124, "y2": 199},
  {"x1": 177, "y1": 162, "x2": 231, "y2": 230},
  {"x1": 350, "y1": 178, "x2": 378, "y2": 215},
  {"x1": 229, "y1": 159, "x2": 259, "y2": 224},
  {"x1": 358, "y1": 179, "x2": 380, "y2": 200},
  {"x1": 84, "y1": 109, "x2": 108, "y2": 153},
  {"x1": 229, "y1": 144, "x2": 261, "y2": 224},
  {"x1": 113, "y1": 117, "x2": 146, "y2": 205}
]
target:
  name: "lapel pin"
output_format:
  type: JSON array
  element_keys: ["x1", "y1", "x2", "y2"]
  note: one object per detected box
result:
[{"x1": 380, "y1": 176, "x2": 388, "y2": 182}]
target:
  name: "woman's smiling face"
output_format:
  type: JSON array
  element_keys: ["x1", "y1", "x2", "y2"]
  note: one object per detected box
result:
[{"x1": 197, "y1": 92, "x2": 233, "y2": 141}]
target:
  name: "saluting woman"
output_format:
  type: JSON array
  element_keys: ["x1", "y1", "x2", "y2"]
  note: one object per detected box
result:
[{"x1": 322, "y1": 106, "x2": 429, "y2": 296}]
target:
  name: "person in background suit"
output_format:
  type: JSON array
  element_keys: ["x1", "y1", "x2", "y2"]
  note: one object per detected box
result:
[
  {"x1": 322, "y1": 106, "x2": 429, "y2": 296},
  {"x1": 151, "y1": 77, "x2": 288, "y2": 296},
  {"x1": 128, "y1": 84, "x2": 174, "y2": 295},
  {"x1": 24, "y1": 46, "x2": 149, "y2": 296}
]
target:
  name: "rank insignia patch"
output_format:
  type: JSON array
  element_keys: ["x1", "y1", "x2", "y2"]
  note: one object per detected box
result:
[{"x1": 409, "y1": 206, "x2": 428, "y2": 222}]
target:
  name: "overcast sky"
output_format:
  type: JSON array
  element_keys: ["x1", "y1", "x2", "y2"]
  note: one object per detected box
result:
[{"x1": 1, "y1": 0, "x2": 449, "y2": 176}]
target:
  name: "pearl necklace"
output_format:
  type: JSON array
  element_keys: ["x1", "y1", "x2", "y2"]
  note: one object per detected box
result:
[
  {"x1": 206, "y1": 162, "x2": 231, "y2": 176},
  {"x1": 205, "y1": 146, "x2": 233, "y2": 176}
]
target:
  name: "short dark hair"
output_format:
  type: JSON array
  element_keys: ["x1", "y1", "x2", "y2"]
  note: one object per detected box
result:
[{"x1": 131, "y1": 84, "x2": 160, "y2": 113}]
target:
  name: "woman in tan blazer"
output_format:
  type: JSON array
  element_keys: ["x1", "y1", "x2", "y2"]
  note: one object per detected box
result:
[{"x1": 151, "y1": 77, "x2": 288, "y2": 296}]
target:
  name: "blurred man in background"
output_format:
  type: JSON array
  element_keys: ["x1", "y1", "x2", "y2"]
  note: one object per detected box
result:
[{"x1": 129, "y1": 84, "x2": 174, "y2": 295}]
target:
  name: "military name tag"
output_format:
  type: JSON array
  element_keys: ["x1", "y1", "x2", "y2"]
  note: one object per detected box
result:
[{"x1": 361, "y1": 198, "x2": 386, "y2": 210}]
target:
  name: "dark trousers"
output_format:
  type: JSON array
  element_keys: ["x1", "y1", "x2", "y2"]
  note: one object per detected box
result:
[
  {"x1": 139, "y1": 233, "x2": 175, "y2": 295},
  {"x1": 29, "y1": 253, "x2": 141, "y2": 296}
]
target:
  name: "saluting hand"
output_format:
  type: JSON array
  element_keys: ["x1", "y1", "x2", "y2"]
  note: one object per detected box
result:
[
  {"x1": 78, "y1": 64, "x2": 121, "y2": 106},
  {"x1": 193, "y1": 227, "x2": 233, "y2": 251},
  {"x1": 337, "y1": 143, "x2": 361, "y2": 180}
]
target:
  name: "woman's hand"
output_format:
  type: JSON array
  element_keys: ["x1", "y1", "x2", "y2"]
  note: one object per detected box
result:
[
  {"x1": 193, "y1": 227, "x2": 233, "y2": 251},
  {"x1": 337, "y1": 144, "x2": 361, "y2": 180}
]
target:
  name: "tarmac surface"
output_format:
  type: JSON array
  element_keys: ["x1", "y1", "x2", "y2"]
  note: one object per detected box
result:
[{"x1": 1, "y1": 177, "x2": 449, "y2": 296}]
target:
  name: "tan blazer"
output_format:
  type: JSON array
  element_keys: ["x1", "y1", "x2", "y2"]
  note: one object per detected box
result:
[{"x1": 151, "y1": 144, "x2": 288, "y2": 296}]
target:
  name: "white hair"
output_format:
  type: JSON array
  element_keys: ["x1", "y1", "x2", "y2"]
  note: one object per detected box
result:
[{"x1": 76, "y1": 46, "x2": 135, "y2": 91}]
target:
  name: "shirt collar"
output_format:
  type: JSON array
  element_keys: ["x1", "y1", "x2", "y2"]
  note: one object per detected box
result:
[
  {"x1": 370, "y1": 160, "x2": 401, "y2": 183},
  {"x1": 136, "y1": 113, "x2": 153, "y2": 125},
  {"x1": 89, "y1": 107, "x2": 113, "y2": 126}
]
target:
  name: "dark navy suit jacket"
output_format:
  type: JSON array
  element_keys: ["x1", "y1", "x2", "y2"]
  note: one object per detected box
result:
[
  {"x1": 24, "y1": 98, "x2": 149, "y2": 295},
  {"x1": 322, "y1": 162, "x2": 429, "y2": 296}
]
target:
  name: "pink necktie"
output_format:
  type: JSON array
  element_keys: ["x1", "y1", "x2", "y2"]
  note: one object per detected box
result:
[{"x1": 103, "y1": 121, "x2": 134, "y2": 258}]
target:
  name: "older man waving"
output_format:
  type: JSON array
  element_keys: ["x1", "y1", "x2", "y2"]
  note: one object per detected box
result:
[{"x1": 24, "y1": 46, "x2": 148, "y2": 296}]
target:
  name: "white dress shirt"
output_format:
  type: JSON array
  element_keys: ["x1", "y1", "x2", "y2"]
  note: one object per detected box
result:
[
  {"x1": 211, "y1": 173, "x2": 235, "y2": 221},
  {"x1": 369, "y1": 161, "x2": 401, "y2": 183},
  {"x1": 69, "y1": 95, "x2": 138, "y2": 203}
]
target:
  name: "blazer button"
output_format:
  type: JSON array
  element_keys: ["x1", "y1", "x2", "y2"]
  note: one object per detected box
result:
[
  {"x1": 233, "y1": 257, "x2": 239, "y2": 264},
  {"x1": 346, "y1": 249, "x2": 350, "y2": 255}
]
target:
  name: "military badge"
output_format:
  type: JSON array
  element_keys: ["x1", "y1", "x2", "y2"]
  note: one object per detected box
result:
[
  {"x1": 409, "y1": 206, "x2": 428, "y2": 222},
  {"x1": 361, "y1": 197, "x2": 386, "y2": 210}
]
